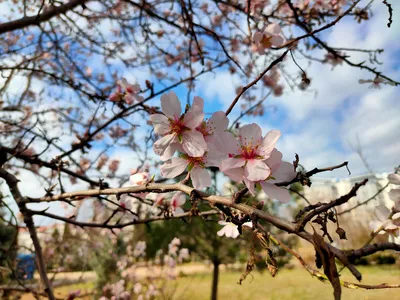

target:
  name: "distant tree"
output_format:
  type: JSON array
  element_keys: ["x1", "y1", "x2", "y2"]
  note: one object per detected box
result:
[{"x1": 0, "y1": 191, "x2": 17, "y2": 285}]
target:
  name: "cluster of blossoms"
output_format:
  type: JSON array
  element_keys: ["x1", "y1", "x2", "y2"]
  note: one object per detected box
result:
[
  {"x1": 110, "y1": 78, "x2": 143, "y2": 105},
  {"x1": 118, "y1": 170, "x2": 187, "y2": 217},
  {"x1": 368, "y1": 173, "x2": 400, "y2": 243},
  {"x1": 100, "y1": 239, "x2": 189, "y2": 300},
  {"x1": 252, "y1": 23, "x2": 285, "y2": 54},
  {"x1": 149, "y1": 91, "x2": 296, "y2": 203}
]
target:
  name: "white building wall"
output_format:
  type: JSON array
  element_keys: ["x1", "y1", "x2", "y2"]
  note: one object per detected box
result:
[{"x1": 303, "y1": 173, "x2": 392, "y2": 218}]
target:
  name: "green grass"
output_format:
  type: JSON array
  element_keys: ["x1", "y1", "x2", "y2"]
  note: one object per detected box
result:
[
  {"x1": 171, "y1": 266, "x2": 400, "y2": 300},
  {"x1": 20, "y1": 266, "x2": 400, "y2": 299}
]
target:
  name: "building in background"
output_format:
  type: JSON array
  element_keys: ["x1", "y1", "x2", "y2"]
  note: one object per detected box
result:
[{"x1": 304, "y1": 173, "x2": 392, "y2": 219}]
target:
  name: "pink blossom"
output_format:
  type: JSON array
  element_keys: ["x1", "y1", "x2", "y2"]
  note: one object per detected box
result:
[
  {"x1": 259, "y1": 150, "x2": 296, "y2": 203},
  {"x1": 119, "y1": 78, "x2": 143, "y2": 104},
  {"x1": 168, "y1": 237, "x2": 181, "y2": 255},
  {"x1": 324, "y1": 52, "x2": 343, "y2": 67},
  {"x1": 170, "y1": 192, "x2": 186, "y2": 215},
  {"x1": 178, "y1": 248, "x2": 190, "y2": 262},
  {"x1": 133, "y1": 283, "x2": 142, "y2": 294},
  {"x1": 160, "y1": 150, "x2": 222, "y2": 189},
  {"x1": 220, "y1": 124, "x2": 281, "y2": 182},
  {"x1": 109, "y1": 78, "x2": 142, "y2": 105},
  {"x1": 150, "y1": 92, "x2": 207, "y2": 160},
  {"x1": 130, "y1": 172, "x2": 150, "y2": 185},
  {"x1": 133, "y1": 241, "x2": 146, "y2": 257},
  {"x1": 119, "y1": 195, "x2": 132, "y2": 211},
  {"x1": 388, "y1": 173, "x2": 400, "y2": 211},
  {"x1": 252, "y1": 24, "x2": 285, "y2": 54},
  {"x1": 223, "y1": 149, "x2": 296, "y2": 203},
  {"x1": 369, "y1": 206, "x2": 400, "y2": 243},
  {"x1": 217, "y1": 221, "x2": 252, "y2": 238},
  {"x1": 191, "y1": 96, "x2": 229, "y2": 151},
  {"x1": 148, "y1": 192, "x2": 167, "y2": 207},
  {"x1": 108, "y1": 159, "x2": 120, "y2": 174},
  {"x1": 388, "y1": 173, "x2": 400, "y2": 185},
  {"x1": 245, "y1": 0, "x2": 270, "y2": 14}
]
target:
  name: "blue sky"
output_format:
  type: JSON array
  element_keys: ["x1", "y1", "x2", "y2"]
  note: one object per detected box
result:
[
  {"x1": 1, "y1": 1, "x2": 400, "y2": 225},
  {"x1": 184, "y1": 1, "x2": 400, "y2": 178}
]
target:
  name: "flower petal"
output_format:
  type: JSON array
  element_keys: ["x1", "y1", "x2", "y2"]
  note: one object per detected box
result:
[
  {"x1": 239, "y1": 123, "x2": 262, "y2": 146},
  {"x1": 221, "y1": 157, "x2": 245, "y2": 172},
  {"x1": 388, "y1": 173, "x2": 400, "y2": 185},
  {"x1": 369, "y1": 220, "x2": 383, "y2": 232},
  {"x1": 191, "y1": 167, "x2": 211, "y2": 189},
  {"x1": 230, "y1": 226, "x2": 240, "y2": 238},
  {"x1": 375, "y1": 205, "x2": 391, "y2": 221},
  {"x1": 205, "y1": 150, "x2": 226, "y2": 167},
  {"x1": 389, "y1": 188, "x2": 400, "y2": 202},
  {"x1": 172, "y1": 191, "x2": 186, "y2": 206},
  {"x1": 173, "y1": 207, "x2": 185, "y2": 215},
  {"x1": 265, "y1": 148, "x2": 283, "y2": 174},
  {"x1": 208, "y1": 111, "x2": 228, "y2": 133},
  {"x1": 211, "y1": 131, "x2": 239, "y2": 155},
  {"x1": 181, "y1": 131, "x2": 207, "y2": 157},
  {"x1": 150, "y1": 114, "x2": 168, "y2": 125},
  {"x1": 270, "y1": 161, "x2": 296, "y2": 183},
  {"x1": 191, "y1": 96, "x2": 204, "y2": 113},
  {"x1": 245, "y1": 160, "x2": 270, "y2": 182},
  {"x1": 243, "y1": 178, "x2": 255, "y2": 195},
  {"x1": 260, "y1": 182, "x2": 291, "y2": 203},
  {"x1": 253, "y1": 31, "x2": 264, "y2": 43},
  {"x1": 271, "y1": 35, "x2": 284, "y2": 47},
  {"x1": 261, "y1": 130, "x2": 281, "y2": 158},
  {"x1": 153, "y1": 134, "x2": 177, "y2": 158},
  {"x1": 161, "y1": 91, "x2": 181, "y2": 118},
  {"x1": 217, "y1": 228, "x2": 226, "y2": 237},
  {"x1": 184, "y1": 110, "x2": 204, "y2": 129},
  {"x1": 160, "y1": 142, "x2": 180, "y2": 161},
  {"x1": 223, "y1": 167, "x2": 244, "y2": 182},
  {"x1": 150, "y1": 114, "x2": 170, "y2": 135},
  {"x1": 160, "y1": 157, "x2": 188, "y2": 178},
  {"x1": 266, "y1": 23, "x2": 281, "y2": 34}
]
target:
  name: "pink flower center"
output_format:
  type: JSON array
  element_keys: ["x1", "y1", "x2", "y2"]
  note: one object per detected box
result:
[
  {"x1": 187, "y1": 156, "x2": 205, "y2": 167},
  {"x1": 168, "y1": 117, "x2": 189, "y2": 135},
  {"x1": 238, "y1": 139, "x2": 262, "y2": 160},
  {"x1": 196, "y1": 120, "x2": 214, "y2": 136}
]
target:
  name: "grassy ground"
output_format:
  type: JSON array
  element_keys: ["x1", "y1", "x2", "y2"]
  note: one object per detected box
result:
[
  {"x1": 21, "y1": 265, "x2": 399, "y2": 299},
  {"x1": 171, "y1": 266, "x2": 400, "y2": 300}
]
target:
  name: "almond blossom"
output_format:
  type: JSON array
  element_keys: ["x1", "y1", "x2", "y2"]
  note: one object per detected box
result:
[
  {"x1": 252, "y1": 23, "x2": 285, "y2": 54},
  {"x1": 245, "y1": 0, "x2": 270, "y2": 14},
  {"x1": 220, "y1": 124, "x2": 281, "y2": 182},
  {"x1": 217, "y1": 221, "x2": 252, "y2": 238},
  {"x1": 149, "y1": 192, "x2": 185, "y2": 215},
  {"x1": 170, "y1": 192, "x2": 186, "y2": 215},
  {"x1": 223, "y1": 149, "x2": 296, "y2": 203},
  {"x1": 130, "y1": 171, "x2": 150, "y2": 185},
  {"x1": 255, "y1": 150, "x2": 296, "y2": 202},
  {"x1": 160, "y1": 150, "x2": 223, "y2": 189},
  {"x1": 150, "y1": 92, "x2": 207, "y2": 160},
  {"x1": 388, "y1": 173, "x2": 400, "y2": 211},
  {"x1": 191, "y1": 96, "x2": 229, "y2": 151},
  {"x1": 119, "y1": 195, "x2": 132, "y2": 211},
  {"x1": 369, "y1": 205, "x2": 400, "y2": 243},
  {"x1": 133, "y1": 241, "x2": 146, "y2": 257},
  {"x1": 110, "y1": 78, "x2": 142, "y2": 104}
]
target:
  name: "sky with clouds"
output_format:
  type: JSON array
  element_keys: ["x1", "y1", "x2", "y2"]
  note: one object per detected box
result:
[
  {"x1": 194, "y1": 1, "x2": 400, "y2": 179},
  {"x1": 1, "y1": 1, "x2": 400, "y2": 224}
]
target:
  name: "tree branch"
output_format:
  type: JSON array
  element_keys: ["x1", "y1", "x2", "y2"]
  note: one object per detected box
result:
[{"x1": 0, "y1": 0, "x2": 88, "y2": 35}]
